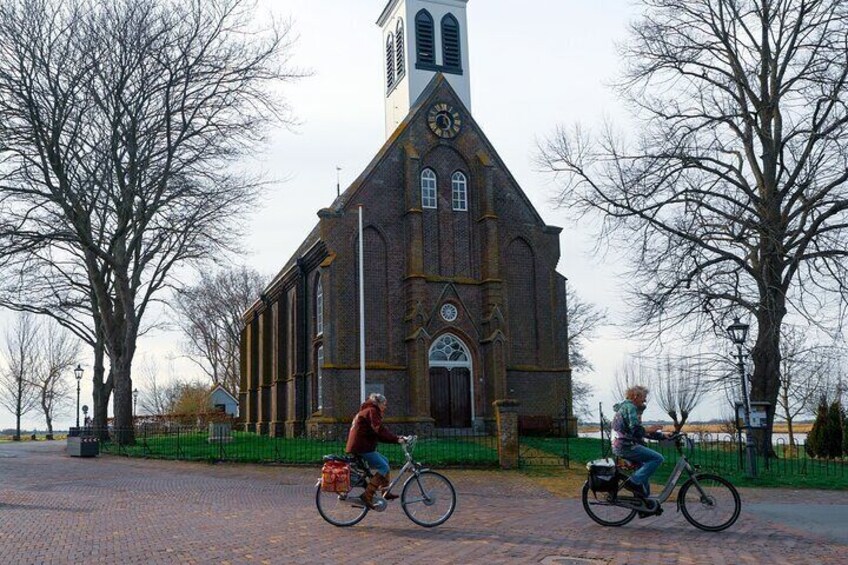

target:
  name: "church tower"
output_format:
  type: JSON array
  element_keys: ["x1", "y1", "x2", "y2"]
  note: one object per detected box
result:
[{"x1": 377, "y1": 0, "x2": 471, "y2": 138}]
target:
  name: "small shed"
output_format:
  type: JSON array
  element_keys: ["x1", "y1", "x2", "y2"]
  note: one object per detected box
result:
[{"x1": 210, "y1": 385, "x2": 239, "y2": 417}]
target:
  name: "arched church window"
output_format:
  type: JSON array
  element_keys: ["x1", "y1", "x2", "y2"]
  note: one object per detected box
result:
[
  {"x1": 429, "y1": 334, "x2": 469, "y2": 363},
  {"x1": 421, "y1": 168, "x2": 437, "y2": 209},
  {"x1": 386, "y1": 33, "x2": 395, "y2": 90},
  {"x1": 441, "y1": 14, "x2": 461, "y2": 71},
  {"x1": 315, "y1": 274, "x2": 324, "y2": 337},
  {"x1": 451, "y1": 171, "x2": 467, "y2": 211},
  {"x1": 396, "y1": 20, "x2": 405, "y2": 78},
  {"x1": 415, "y1": 10, "x2": 435, "y2": 66}
]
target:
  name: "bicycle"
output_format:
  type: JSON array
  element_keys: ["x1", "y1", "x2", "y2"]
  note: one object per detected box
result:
[
  {"x1": 315, "y1": 435, "x2": 457, "y2": 528},
  {"x1": 582, "y1": 432, "x2": 741, "y2": 531}
]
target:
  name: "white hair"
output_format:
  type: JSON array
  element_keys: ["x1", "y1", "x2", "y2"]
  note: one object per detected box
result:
[
  {"x1": 625, "y1": 385, "x2": 649, "y2": 400},
  {"x1": 369, "y1": 392, "x2": 387, "y2": 404}
]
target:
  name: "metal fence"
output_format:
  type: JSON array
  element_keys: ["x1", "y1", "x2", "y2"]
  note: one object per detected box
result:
[
  {"x1": 98, "y1": 425, "x2": 501, "y2": 468},
  {"x1": 95, "y1": 425, "x2": 847, "y2": 481},
  {"x1": 583, "y1": 430, "x2": 848, "y2": 481}
]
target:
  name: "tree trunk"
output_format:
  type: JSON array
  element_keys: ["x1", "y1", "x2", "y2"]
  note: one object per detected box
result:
[
  {"x1": 750, "y1": 294, "x2": 785, "y2": 458},
  {"x1": 91, "y1": 337, "x2": 113, "y2": 441},
  {"x1": 15, "y1": 377, "x2": 22, "y2": 441},
  {"x1": 110, "y1": 342, "x2": 137, "y2": 445},
  {"x1": 787, "y1": 417, "x2": 795, "y2": 450}
]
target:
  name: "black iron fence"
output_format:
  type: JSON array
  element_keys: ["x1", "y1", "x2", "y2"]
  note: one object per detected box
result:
[
  {"x1": 578, "y1": 430, "x2": 848, "y2": 485},
  {"x1": 94, "y1": 424, "x2": 847, "y2": 484},
  {"x1": 98, "y1": 424, "x2": 500, "y2": 468}
]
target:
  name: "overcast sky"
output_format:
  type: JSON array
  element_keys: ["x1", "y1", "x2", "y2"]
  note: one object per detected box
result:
[{"x1": 4, "y1": 0, "x2": 734, "y2": 431}]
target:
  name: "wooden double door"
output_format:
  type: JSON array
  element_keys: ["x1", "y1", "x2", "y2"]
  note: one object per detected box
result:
[{"x1": 429, "y1": 367, "x2": 472, "y2": 428}]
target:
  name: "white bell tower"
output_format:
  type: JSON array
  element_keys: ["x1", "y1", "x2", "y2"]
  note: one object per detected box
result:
[{"x1": 377, "y1": 0, "x2": 471, "y2": 138}]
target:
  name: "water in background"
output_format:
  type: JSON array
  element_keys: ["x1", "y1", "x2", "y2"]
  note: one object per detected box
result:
[{"x1": 578, "y1": 431, "x2": 808, "y2": 444}]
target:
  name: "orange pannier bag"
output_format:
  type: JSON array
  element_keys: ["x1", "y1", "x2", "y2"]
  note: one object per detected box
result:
[{"x1": 321, "y1": 460, "x2": 351, "y2": 493}]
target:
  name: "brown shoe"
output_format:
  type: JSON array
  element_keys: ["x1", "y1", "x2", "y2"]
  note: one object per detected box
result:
[
  {"x1": 361, "y1": 473, "x2": 389, "y2": 509},
  {"x1": 381, "y1": 474, "x2": 399, "y2": 500}
]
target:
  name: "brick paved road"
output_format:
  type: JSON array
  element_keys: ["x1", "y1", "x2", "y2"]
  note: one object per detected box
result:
[{"x1": 0, "y1": 441, "x2": 845, "y2": 564}]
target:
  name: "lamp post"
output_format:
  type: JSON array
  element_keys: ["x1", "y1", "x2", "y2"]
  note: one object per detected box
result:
[
  {"x1": 74, "y1": 364, "x2": 84, "y2": 428},
  {"x1": 132, "y1": 388, "x2": 139, "y2": 419},
  {"x1": 727, "y1": 318, "x2": 757, "y2": 478}
]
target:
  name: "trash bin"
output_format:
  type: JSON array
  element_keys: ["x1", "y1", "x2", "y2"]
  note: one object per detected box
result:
[{"x1": 67, "y1": 436, "x2": 99, "y2": 457}]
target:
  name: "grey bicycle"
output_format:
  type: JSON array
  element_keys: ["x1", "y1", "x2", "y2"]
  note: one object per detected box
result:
[
  {"x1": 316, "y1": 435, "x2": 457, "y2": 528},
  {"x1": 583, "y1": 432, "x2": 741, "y2": 531}
]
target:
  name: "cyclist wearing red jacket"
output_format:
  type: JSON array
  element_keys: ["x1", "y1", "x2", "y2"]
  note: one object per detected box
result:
[{"x1": 346, "y1": 393, "x2": 405, "y2": 508}]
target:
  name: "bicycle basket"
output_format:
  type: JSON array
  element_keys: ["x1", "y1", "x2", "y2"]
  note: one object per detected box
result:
[
  {"x1": 586, "y1": 458, "x2": 618, "y2": 493},
  {"x1": 321, "y1": 460, "x2": 351, "y2": 493}
]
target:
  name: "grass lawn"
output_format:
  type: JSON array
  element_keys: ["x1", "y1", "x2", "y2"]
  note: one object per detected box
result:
[
  {"x1": 102, "y1": 431, "x2": 499, "y2": 467},
  {"x1": 522, "y1": 437, "x2": 848, "y2": 490}
]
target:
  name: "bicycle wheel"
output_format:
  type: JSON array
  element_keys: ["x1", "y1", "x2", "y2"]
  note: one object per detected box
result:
[
  {"x1": 315, "y1": 484, "x2": 369, "y2": 527},
  {"x1": 678, "y1": 473, "x2": 741, "y2": 532},
  {"x1": 401, "y1": 470, "x2": 456, "y2": 528},
  {"x1": 581, "y1": 482, "x2": 637, "y2": 527}
]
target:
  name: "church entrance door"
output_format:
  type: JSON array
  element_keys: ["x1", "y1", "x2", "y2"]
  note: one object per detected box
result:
[
  {"x1": 429, "y1": 367, "x2": 471, "y2": 428},
  {"x1": 428, "y1": 334, "x2": 474, "y2": 429}
]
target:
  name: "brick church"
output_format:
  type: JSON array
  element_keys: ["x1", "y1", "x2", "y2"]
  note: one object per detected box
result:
[{"x1": 239, "y1": 0, "x2": 575, "y2": 438}]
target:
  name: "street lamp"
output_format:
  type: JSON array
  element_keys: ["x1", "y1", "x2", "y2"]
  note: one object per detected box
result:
[
  {"x1": 74, "y1": 364, "x2": 84, "y2": 428},
  {"x1": 726, "y1": 317, "x2": 757, "y2": 478},
  {"x1": 132, "y1": 388, "x2": 139, "y2": 419}
]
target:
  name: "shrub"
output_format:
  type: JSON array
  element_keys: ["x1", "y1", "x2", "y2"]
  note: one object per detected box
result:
[
  {"x1": 843, "y1": 407, "x2": 848, "y2": 457},
  {"x1": 806, "y1": 398, "x2": 828, "y2": 458},
  {"x1": 807, "y1": 398, "x2": 844, "y2": 458},
  {"x1": 823, "y1": 401, "x2": 844, "y2": 458}
]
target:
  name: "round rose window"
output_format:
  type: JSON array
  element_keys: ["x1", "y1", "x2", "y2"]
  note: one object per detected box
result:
[{"x1": 440, "y1": 303, "x2": 458, "y2": 322}]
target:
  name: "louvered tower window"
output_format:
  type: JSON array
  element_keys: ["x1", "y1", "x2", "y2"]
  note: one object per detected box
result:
[
  {"x1": 396, "y1": 20, "x2": 405, "y2": 78},
  {"x1": 386, "y1": 33, "x2": 395, "y2": 90},
  {"x1": 415, "y1": 10, "x2": 435, "y2": 66},
  {"x1": 442, "y1": 14, "x2": 461, "y2": 72}
]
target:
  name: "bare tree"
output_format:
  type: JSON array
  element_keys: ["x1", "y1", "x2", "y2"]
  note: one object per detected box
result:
[
  {"x1": 0, "y1": 313, "x2": 40, "y2": 439},
  {"x1": 565, "y1": 280, "x2": 607, "y2": 418},
  {"x1": 0, "y1": 251, "x2": 113, "y2": 436},
  {"x1": 171, "y1": 267, "x2": 265, "y2": 396},
  {"x1": 137, "y1": 357, "x2": 182, "y2": 416},
  {"x1": 0, "y1": 0, "x2": 302, "y2": 442},
  {"x1": 539, "y1": 0, "x2": 848, "y2": 451},
  {"x1": 652, "y1": 356, "x2": 707, "y2": 432},
  {"x1": 613, "y1": 359, "x2": 645, "y2": 402},
  {"x1": 31, "y1": 321, "x2": 80, "y2": 438}
]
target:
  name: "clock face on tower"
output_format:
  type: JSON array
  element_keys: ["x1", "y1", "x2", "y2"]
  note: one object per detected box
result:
[{"x1": 428, "y1": 103, "x2": 462, "y2": 139}]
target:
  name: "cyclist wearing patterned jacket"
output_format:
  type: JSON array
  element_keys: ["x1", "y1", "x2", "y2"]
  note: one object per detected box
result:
[
  {"x1": 611, "y1": 385, "x2": 668, "y2": 498},
  {"x1": 346, "y1": 393, "x2": 405, "y2": 508}
]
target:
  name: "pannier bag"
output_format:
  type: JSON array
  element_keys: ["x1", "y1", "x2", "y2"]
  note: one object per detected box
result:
[
  {"x1": 321, "y1": 460, "x2": 351, "y2": 493},
  {"x1": 586, "y1": 458, "x2": 618, "y2": 493}
]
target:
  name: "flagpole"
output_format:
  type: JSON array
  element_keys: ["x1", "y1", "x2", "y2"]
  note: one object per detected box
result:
[{"x1": 358, "y1": 205, "x2": 366, "y2": 403}]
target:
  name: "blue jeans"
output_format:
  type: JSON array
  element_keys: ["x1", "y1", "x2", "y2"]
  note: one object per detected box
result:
[
  {"x1": 615, "y1": 444, "x2": 664, "y2": 493},
  {"x1": 360, "y1": 451, "x2": 390, "y2": 476}
]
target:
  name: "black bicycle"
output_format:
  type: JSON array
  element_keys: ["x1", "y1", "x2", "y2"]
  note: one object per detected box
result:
[{"x1": 583, "y1": 433, "x2": 741, "y2": 531}]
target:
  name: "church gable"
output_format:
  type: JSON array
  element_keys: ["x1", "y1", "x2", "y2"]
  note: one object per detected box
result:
[{"x1": 332, "y1": 74, "x2": 549, "y2": 231}]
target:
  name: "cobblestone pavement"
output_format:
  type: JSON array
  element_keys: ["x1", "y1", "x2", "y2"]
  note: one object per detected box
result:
[{"x1": 0, "y1": 441, "x2": 845, "y2": 564}]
